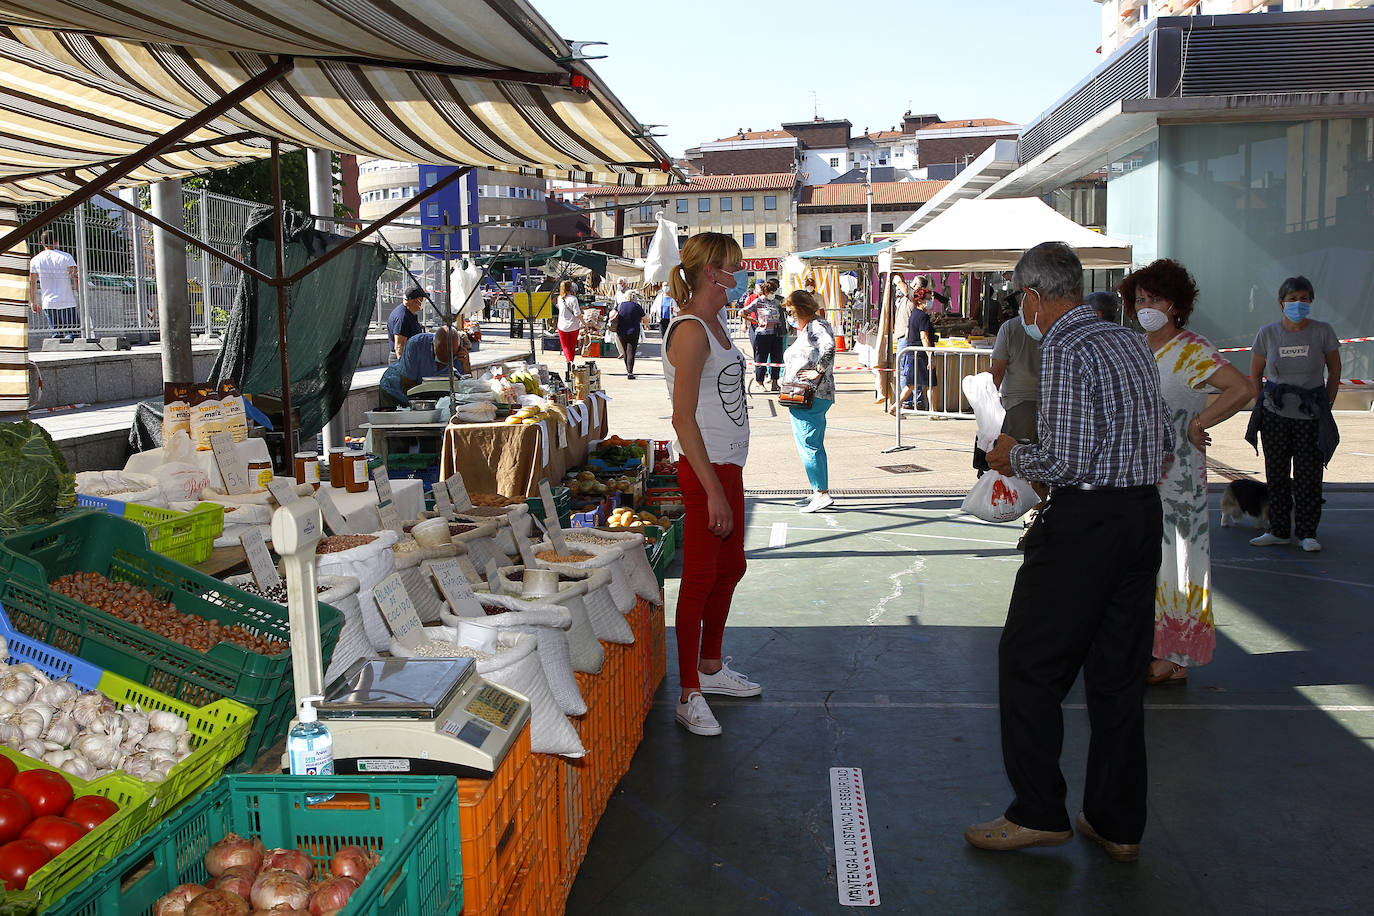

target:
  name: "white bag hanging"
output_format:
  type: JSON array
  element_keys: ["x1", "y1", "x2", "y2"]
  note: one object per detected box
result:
[
  {"x1": 959, "y1": 372, "x2": 1038, "y2": 523},
  {"x1": 643, "y1": 214, "x2": 680, "y2": 284}
]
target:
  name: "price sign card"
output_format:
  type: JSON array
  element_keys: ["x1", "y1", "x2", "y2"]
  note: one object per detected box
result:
[
  {"x1": 510, "y1": 519, "x2": 539, "y2": 567},
  {"x1": 239, "y1": 528, "x2": 281, "y2": 590},
  {"x1": 445, "y1": 472, "x2": 473, "y2": 512},
  {"x1": 372, "y1": 465, "x2": 394, "y2": 505},
  {"x1": 267, "y1": 477, "x2": 300, "y2": 507},
  {"x1": 432, "y1": 482, "x2": 454, "y2": 517},
  {"x1": 484, "y1": 558, "x2": 503, "y2": 593},
  {"x1": 210, "y1": 431, "x2": 251, "y2": 495},
  {"x1": 372, "y1": 572, "x2": 425, "y2": 650},
  {"x1": 430, "y1": 558, "x2": 485, "y2": 617},
  {"x1": 556, "y1": 419, "x2": 568, "y2": 450},
  {"x1": 377, "y1": 500, "x2": 404, "y2": 533},
  {"x1": 538, "y1": 480, "x2": 569, "y2": 555},
  {"x1": 315, "y1": 488, "x2": 352, "y2": 535}
]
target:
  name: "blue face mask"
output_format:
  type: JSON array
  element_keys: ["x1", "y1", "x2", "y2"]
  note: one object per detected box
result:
[
  {"x1": 1283, "y1": 301, "x2": 1311, "y2": 323},
  {"x1": 715, "y1": 268, "x2": 750, "y2": 301},
  {"x1": 1020, "y1": 289, "x2": 1044, "y2": 342}
]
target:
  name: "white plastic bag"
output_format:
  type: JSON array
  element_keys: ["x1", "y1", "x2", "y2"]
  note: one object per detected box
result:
[
  {"x1": 960, "y1": 372, "x2": 1037, "y2": 523},
  {"x1": 643, "y1": 214, "x2": 680, "y2": 284}
]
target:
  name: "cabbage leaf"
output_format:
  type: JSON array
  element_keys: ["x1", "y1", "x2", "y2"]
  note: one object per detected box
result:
[{"x1": 0, "y1": 420, "x2": 76, "y2": 535}]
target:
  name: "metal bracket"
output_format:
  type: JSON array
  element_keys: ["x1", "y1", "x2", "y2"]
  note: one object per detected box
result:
[
  {"x1": 632, "y1": 124, "x2": 668, "y2": 139},
  {"x1": 557, "y1": 40, "x2": 608, "y2": 62}
]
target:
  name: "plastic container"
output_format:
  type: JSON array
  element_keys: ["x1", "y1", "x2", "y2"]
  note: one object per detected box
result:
[
  {"x1": 0, "y1": 510, "x2": 342, "y2": 771},
  {"x1": 328, "y1": 446, "x2": 347, "y2": 488},
  {"x1": 45, "y1": 774, "x2": 464, "y2": 916},
  {"x1": 247, "y1": 459, "x2": 273, "y2": 492},
  {"x1": 287, "y1": 695, "x2": 333, "y2": 776},
  {"x1": 526, "y1": 486, "x2": 570, "y2": 530},
  {"x1": 74, "y1": 498, "x2": 225, "y2": 566},
  {"x1": 294, "y1": 450, "x2": 320, "y2": 490}
]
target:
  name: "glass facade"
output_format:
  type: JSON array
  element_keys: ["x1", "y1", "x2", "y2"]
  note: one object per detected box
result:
[{"x1": 1108, "y1": 118, "x2": 1374, "y2": 374}]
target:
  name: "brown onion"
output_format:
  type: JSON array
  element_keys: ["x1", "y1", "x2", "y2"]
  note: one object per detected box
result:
[
  {"x1": 249, "y1": 911, "x2": 309, "y2": 916},
  {"x1": 152, "y1": 884, "x2": 208, "y2": 916},
  {"x1": 249, "y1": 869, "x2": 311, "y2": 911},
  {"x1": 260, "y1": 847, "x2": 314, "y2": 880},
  {"x1": 205, "y1": 833, "x2": 266, "y2": 877},
  {"x1": 185, "y1": 889, "x2": 250, "y2": 916},
  {"x1": 327, "y1": 845, "x2": 379, "y2": 880},
  {"x1": 307, "y1": 876, "x2": 359, "y2": 915},
  {"x1": 211, "y1": 865, "x2": 256, "y2": 899}
]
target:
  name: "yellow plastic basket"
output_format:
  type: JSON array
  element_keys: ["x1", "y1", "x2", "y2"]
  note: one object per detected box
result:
[{"x1": 121, "y1": 502, "x2": 224, "y2": 565}]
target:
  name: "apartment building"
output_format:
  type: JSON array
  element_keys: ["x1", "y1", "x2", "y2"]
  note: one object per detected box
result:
[
  {"x1": 1094, "y1": 0, "x2": 1370, "y2": 55},
  {"x1": 796, "y1": 180, "x2": 949, "y2": 251}
]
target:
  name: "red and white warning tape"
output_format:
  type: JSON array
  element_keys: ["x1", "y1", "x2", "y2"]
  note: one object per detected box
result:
[{"x1": 1217, "y1": 335, "x2": 1374, "y2": 353}]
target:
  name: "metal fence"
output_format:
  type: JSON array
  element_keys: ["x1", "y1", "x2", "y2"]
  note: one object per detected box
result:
[{"x1": 20, "y1": 191, "x2": 446, "y2": 346}]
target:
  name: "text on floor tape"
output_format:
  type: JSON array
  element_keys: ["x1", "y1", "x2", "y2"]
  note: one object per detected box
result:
[{"x1": 830, "y1": 766, "x2": 880, "y2": 907}]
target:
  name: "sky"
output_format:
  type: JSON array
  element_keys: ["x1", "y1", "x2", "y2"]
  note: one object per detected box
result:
[{"x1": 538, "y1": 0, "x2": 1105, "y2": 160}]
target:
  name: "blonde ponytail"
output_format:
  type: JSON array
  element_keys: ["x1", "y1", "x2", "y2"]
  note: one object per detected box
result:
[{"x1": 668, "y1": 232, "x2": 743, "y2": 308}]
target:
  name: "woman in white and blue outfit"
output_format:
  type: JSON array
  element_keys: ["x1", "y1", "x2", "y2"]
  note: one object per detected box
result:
[{"x1": 781, "y1": 290, "x2": 837, "y2": 513}]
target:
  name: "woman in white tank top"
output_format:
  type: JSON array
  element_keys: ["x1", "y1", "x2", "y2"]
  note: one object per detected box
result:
[{"x1": 661, "y1": 233, "x2": 761, "y2": 737}]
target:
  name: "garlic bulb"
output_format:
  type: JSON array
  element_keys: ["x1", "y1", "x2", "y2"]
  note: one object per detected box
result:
[
  {"x1": 120, "y1": 711, "x2": 148, "y2": 749},
  {"x1": 60, "y1": 757, "x2": 96, "y2": 780},
  {"x1": 175, "y1": 732, "x2": 194, "y2": 759},
  {"x1": 120, "y1": 752, "x2": 152, "y2": 780},
  {"x1": 146, "y1": 763, "x2": 173, "y2": 783},
  {"x1": 73, "y1": 734, "x2": 122, "y2": 769},
  {"x1": 36, "y1": 680, "x2": 78, "y2": 706},
  {"x1": 0, "y1": 634, "x2": 7, "y2": 661},
  {"x1": 0, "y1": 698, "x2": 16, "y2": 718},
  {"x1": 71, "y1": 693, "x2": 109, "y2": 728},
  {"x1": 43, "y1": 748, "x2": 74, "y2": 767},
  {"x1": 139, "y1": 730, "x2": 177, "y2": 754},
  {"x1": 148, "y1": 710, "x2": 188, "y2": 736},
  {"x1": 45, "y1": 717, "x2": 78, "y2": 747},
  {"x1": 0, "y1": 671, "x2": 35, "y2": 705},
  {"x1": 17, "y1": 738, "x2": 45, "y2": 758},
  {"x1": 0, "y1": 722, "x2": 22, "y2": 747}
]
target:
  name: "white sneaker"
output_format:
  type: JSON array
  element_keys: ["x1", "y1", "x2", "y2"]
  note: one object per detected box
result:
[
  {"x1": 697, "y1": 657, "x2": 762, "y2": 697},
  {"x1": 1249, "y1": 532, "x2": 1290, "y2": 547},
  {"x1": 799, "y1": 493, "x2": 835, "y2": 514},
  {"x1": 675, "y1": 692, "x2": 722, "y2": 736},
  {"x1": 1300, "y1": 537, "x2": 1322, "y2": 552},
  {"x1": 792, "y1": 495, "x2": 814, "y2": 508}
]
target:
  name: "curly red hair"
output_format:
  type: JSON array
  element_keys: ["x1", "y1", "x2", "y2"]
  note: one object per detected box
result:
[{"x1": 1118, "y1": 259, "x2": 1198, "y2": 329}]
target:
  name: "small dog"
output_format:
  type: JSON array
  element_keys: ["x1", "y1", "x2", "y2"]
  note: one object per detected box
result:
[{"x1": 1219, "y1": 477, "x2": 1270, "y2": 530}]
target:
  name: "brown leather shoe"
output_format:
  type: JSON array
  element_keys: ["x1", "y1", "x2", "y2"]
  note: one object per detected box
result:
[
  {"x1": 965, "y1": 816, "x2": 1072, "y2": 851},
  {"x1": 1076, "y1": 812, "x2": 1140, "y2": 862}
]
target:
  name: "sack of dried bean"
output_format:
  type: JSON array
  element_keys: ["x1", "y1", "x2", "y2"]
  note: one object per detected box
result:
[{"x1": 315, "y1": 529, "x2": 400, "y2": 652}]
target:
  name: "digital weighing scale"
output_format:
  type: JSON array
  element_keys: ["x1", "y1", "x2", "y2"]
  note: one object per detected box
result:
[{"x1": 271, "y1": 499, "x2": 530, "y2": 777}]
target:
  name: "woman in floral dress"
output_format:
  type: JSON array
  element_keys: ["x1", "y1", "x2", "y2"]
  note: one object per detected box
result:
[{"x1": 1120, "y1": 261, "x2": 1255, "y2": 684}]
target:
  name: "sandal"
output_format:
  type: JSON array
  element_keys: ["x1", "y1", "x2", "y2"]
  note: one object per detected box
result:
[{"x1": 1147, "y1": 660, "x2": 1187, "y2": 686}]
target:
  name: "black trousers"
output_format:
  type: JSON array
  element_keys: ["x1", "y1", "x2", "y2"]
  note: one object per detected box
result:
[
  {"x1": 1259, "y1": 410, "x2": 1324, "y2": 539},
  {"x1": 617, "y1": 333, "x2": 639, "y2": 375},
  {"x1": 999, "y1": 485, "x2": 1162, "y2": 843},
  {"x1": 752, "y1": 332, "x2": 784, "y2": 384}
]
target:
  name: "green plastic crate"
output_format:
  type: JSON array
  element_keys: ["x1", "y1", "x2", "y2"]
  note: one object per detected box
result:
[
  {"x1": 0, "y1": 752, "x2": 149, "y2": 911},
  {"x1": 526, "y1": 485, "x2": 570, "y2": 530},
  {"x1": 0, "y1": 511, "x2": 342, "y2": 771},
  {"x1": 386, "y1": 452, "x2": 440, "y2": 470},
  {"x1": 46, "y1": 775, "x2": 463, "y2": 916},
  {"x1": 122, "y1": 502, "x2": 224, "y2": 566}
]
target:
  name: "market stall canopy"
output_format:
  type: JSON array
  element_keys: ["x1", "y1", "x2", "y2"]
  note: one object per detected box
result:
[
  {"x1": 890, "y1": 197, "x2": 1132, "y2": 270},
  {"x1": 792, "y1": 240, "x2": 897, "y2": 266},
  {"x1": 482, "y1": 246, "x2": 609, "y2": 276},
  {"x1": 0, "y1": 0, "x2": 675, "y2": 202}
]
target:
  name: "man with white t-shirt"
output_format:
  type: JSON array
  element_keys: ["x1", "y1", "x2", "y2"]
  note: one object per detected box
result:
[{"x1": 29, "y1": 231, "x2": 80, "y2": 339}]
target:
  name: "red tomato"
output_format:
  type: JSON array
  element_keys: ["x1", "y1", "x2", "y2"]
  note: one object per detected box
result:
[
  {"x1": 0, "y1": 757, "x2": 15, "y2": 789},
  {"x1": 9, "y1": 771, "x2": 73, "y2": 819},
  {"x1": 0, "y1": 838, "x2": 52, "y2": 890},
  {"x1": 62, "y1": 796, "x2": 119, "y2": 832},
  {"x1": 0, "y1": 789, "x2": 31, "y2": 844},
  {"x1": 20, "y1": 816, "x2": 86, "y2": 857}
]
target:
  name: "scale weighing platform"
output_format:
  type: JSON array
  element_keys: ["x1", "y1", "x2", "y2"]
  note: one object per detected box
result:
[{"x1": 271, "y1": 499, "x2": 530, "y2": 778}]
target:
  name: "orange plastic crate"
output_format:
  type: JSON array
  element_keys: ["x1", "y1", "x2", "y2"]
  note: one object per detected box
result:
[{"x1": 457, "y1": 724, "x2": 538, "y2": 916}]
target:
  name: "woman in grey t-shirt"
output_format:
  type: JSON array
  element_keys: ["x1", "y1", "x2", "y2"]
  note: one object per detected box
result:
[{"x1": 1247, "y1": 276, "x2": 1341, "y2": 552}]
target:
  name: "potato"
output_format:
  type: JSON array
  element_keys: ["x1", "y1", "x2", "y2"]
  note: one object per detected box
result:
[{"x1": 578, "y1": 470, "x2": 596, "y2": 482}]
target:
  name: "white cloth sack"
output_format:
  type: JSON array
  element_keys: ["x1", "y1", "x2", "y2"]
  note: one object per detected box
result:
[
  {"x1": 439, "y1": 595, "x2": 583, "y2": 716},
  {"x1": 74, "y1": 470, "x2": 164, "y2": 507},
  {"x1": 643, "y1": 214, "x2": 680, "y2": 284},
  {"x1": 452, "y1": 504, "x2": 532, "y2": 556},
  {"x1": 489, "y1": 566, "x2": 606, "y2": 671},
  {"x1": 960, "y1": 372, "x2": 1038, "y2": 523},
  {"x1": 315, "y1": 529, "x2": 399, "y2": 651},
  {"x1": 565, "y1": 529, "x2": 661, "y2": 604},
  {"x1": 393, "y1": 627, "x2": 583, "y2": 757},
  {"x1": 224, "y1": 574, "x2": 372, "y2": 684},
  {"x1": 532, "y1": 538, "x2": 636, "y2": 616}
]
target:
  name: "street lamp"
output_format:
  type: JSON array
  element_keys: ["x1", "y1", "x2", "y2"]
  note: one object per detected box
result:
[{"x1": 862, "y1": 154, "x2": 874, "y2": 239}]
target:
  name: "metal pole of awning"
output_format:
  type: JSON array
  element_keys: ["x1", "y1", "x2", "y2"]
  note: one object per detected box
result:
[{"x1": 269, "y1": 139, "x2": 297, "y2": 463}]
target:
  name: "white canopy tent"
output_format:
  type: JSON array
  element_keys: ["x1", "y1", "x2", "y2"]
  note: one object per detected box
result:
[{"x1": 890, "y1": 197, "x2": 1133, "y2": 270}]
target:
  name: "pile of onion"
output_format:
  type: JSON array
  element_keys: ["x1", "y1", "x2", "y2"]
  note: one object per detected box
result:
[{"x1": 150, "y1": 834, "x2": 377, "y2": 916}]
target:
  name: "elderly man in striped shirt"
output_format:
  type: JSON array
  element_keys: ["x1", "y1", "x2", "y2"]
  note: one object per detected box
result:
[{"x1": 968, "y1": 241, "x2": 1174, "y2": 863}]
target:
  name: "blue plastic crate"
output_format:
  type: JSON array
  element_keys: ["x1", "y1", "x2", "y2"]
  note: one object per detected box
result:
[
  {"x1": 75, "y1": 493, "x2": 127, "y2": 515},
  {"x1": 0, "y1": 599, "x2": 103, "y2": 689},
  {"x1": 569, "y1": 505, "x2": 603, "y2": 528}
]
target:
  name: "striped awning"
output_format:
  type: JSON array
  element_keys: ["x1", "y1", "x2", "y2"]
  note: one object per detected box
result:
[{"x1": 0, "y1": 0, "x2": 675, "y2": 202}]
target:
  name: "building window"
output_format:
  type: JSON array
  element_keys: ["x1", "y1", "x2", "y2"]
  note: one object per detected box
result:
[
  {"x1": 880, "y1": 222, "x2": 894, "y2": 233},
  {"x1": 426, "y1": 204, "x2": 439, "y2": 218},
  {"x1": 675, "y1": 198, "x2": 688, "y2": 213},
  {"x1": 850, "y1": 224, "x2": 863, "y2": 241},
  {"x1": 698, "y1": 198, "x2": 710, "y2": 212},
  {"x1": 764, "y1": 196, "x2": 777, "y2": 210},
  {"x1": 639, "y1": 205, "x2": 655, "y2": 223},
  {"x1": 507, "y1": 187, "x2": 516, "y2": 197},
  {"x1": 878, "y1": 157, "x2": 887, "y2": 166},
  {"x1": 741, "y1": 196, "x2": 754, "y2": 211},
  {"x1": 720, "y1": 197, "x2": 732, "y2": 211},
  {"x1": 389, "y1": 187, "x2": 402, "y2": 199},
  {"x1": 742, "y1": 232, "x2": 755, "y2": 248},
  {"x1": 677, "y1": 235, "x2": 688, "y2": 249},
  {"x1": 424, "y1": 173, "x2": 436, "y2": 187},
  {"x1": 764, "y1": 231, "x2": 777, "y2": 248},
  {"x1": 819, "y1": 225, "x2": 833, "y2": 243},
  {"x1": 829, "y1": 157, "x2": 839, "y2": 168}
]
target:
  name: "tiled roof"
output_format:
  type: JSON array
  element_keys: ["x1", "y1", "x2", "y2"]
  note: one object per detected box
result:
[
  {"x1": 916, "y1": 118, "x2": 1016, "y2": 130},
  {"x1": 577, "y1": 173, "x2": 796, "y2": 196},
  {"x1": 799, "y1": 180, "x2": 949, "y2": 208},
  {"x1": 712, "y1": 129, "x2": 794, "y2": 142}
]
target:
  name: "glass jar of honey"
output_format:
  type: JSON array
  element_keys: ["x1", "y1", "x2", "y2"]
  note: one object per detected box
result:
[
  {"x1": 247, "y1": 459, "x2": 272, "y2": 492},
  {"x1": 328, "y1": 447, "x2": 347, "y2": 488},
  {"x1": 294, "y1": 451, "x2": 320, "y2": 490},
  {"x1": 343, "y1": 450, "x2": 369, "y2": 494}
]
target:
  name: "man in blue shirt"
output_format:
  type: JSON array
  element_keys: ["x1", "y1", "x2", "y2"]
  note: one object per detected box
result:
[
  {"x1": 386, "y1": 286, "x2": 425, "y2": 359},
  {"x1": 379, "y1": 326, "x2": 462, "y2": 408}
]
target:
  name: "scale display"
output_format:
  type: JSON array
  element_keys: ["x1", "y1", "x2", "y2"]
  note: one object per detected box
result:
[{"x1": 467, "y1": 684, "x2": 522, "y2": 730}]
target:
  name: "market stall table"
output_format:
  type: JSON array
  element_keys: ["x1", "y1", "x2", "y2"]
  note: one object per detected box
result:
[{"x1": 440, "y1": 393, "x2": 610, "y2": 497}]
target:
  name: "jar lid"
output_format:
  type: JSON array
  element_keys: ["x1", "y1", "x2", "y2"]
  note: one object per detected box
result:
[
  {"x1": 329, "y1": 447, "x2": 346, "y2": 454},
  {"x1": 295, "y1": 451, "x2": 317, "y2": 458}
]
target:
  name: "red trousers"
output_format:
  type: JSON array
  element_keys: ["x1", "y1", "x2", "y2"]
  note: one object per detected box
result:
[
  {"x1": 558, "y1": 329, "x2": 579, "y2": 362},
  {"x1": 675, "y1": 460, "x2": 747, "y2": 690}
]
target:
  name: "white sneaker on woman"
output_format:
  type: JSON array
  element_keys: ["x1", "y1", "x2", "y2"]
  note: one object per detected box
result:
[
  {"x1": 1300, "y1": 537, "x2": 1322, "y2": 552},
  {"x1": 1249, "y1": 532, "x2": 1290, "y2": 547},
  {"x1": 697, "y1": 658, "x2": 762, "y2": 697},
  {"x1": 675, "y1": 692, "x2": 722, "y2": 736},
  {"x1": 800, "y1": 493, "x2": 835, "y2": 513}
]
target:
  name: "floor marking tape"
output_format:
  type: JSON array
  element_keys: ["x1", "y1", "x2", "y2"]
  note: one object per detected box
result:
[
  {"x1": 768, "y1": 522, "x2": 788, "y2": 548},
  {"x1": 830, "y1": 767, "x2": 880, "y2": 907},
  {"x1": 659, "y1": 699, "x2": 1374, "y2": 713},
  {"x1": 1212, "y1": 562, "x2": 1374, "y2": 590}
]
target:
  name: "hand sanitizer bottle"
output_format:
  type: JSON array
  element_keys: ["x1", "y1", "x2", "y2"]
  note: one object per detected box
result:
[{"x1": 287, "y1": 695, "x2": 333, "y2": 777}]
